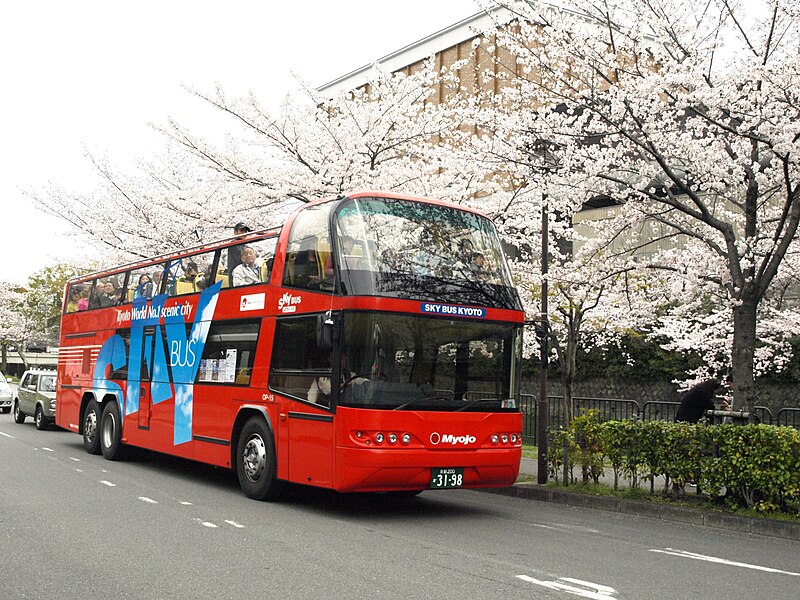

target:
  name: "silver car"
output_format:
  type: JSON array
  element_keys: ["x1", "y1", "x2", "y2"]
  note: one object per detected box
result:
[
  {"x1": 0, "y1": 372, "x2": 12, "y2": 414},
  {"x1": 13, "y1": 369, "x2": 57, "y2": 430}
]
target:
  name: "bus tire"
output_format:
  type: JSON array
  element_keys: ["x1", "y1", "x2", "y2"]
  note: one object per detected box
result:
[
  {"x1": 83, "y1": 400, "x2": 102, "y2": 454},
  {"x1": 236, "y1": 417, "x2": 280, "y2": 501},
  {"x1": 100, "y1": 401, "x2": 127, "y2": 461},
  {"x1": 35, "y1": 405, "x2": 48, "y2": 430},
  {"x1": 13, "y1": 400, "x2": 25, "y2": 424}
]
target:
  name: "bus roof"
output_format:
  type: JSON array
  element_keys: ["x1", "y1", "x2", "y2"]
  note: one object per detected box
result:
[{"x1": 67, "y1": 190, "x2": 491, "y2": 284}]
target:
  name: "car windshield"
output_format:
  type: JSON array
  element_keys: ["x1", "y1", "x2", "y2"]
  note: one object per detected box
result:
[
  {"x1": 333, "y1": 197, "x2": 521, "y2": 310},
  {"x1": 39, "y1": 375, "x2": 56, "y2": 392},
  {"x1": 336, "y1": 311, "x2": 521, "y2": 412}
]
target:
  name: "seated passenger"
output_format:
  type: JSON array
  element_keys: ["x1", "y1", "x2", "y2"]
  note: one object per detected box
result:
[
  {"x1": 66, "y1": 290, "x2": 81, "y2": 313},
  {"x1": 99, "y1": 281, "x2": 119, "y2": 307},
  {"x1": 292, "y1": 239, "x2": 322, "y2": 289},
  {"x1": 134, "y1": 274, "x2": 154, "y2": 300},
  {"x1": 176, "y1": 261, "x2": 204, "y2": 294},
  {"x1": 232, "y1": 246, "x2": 262, "y2": 287}
]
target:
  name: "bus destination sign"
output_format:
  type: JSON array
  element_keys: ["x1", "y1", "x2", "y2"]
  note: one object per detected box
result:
[{"x1": 420, "y1": 302, "x2": 486, "y2": 319}]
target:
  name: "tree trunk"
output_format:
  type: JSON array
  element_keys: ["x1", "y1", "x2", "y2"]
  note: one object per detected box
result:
[{"x1": 731, "y1": 296, "x2": 757, "y2": 420}]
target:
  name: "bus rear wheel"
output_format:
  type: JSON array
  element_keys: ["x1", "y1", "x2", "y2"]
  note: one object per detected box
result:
[
  {"x1": 100, "y1": 401, "x2": 127, "y2": 461},
  {"x1": 236, "y1": 417, "x2": 280, "y2": 501},
  {"x1": 83, "y1": 400, "x2": 102, "y2": 454}
]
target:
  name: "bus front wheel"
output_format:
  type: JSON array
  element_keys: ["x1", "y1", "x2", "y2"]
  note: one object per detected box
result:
[
  {"x1": 236, "y1": 417, "x2": 280, "y2": 501},
  {"x1": 83, "y1": 400, "x2": 102, "y2": 454},
  {"x1": 100, "y1": 401, "x2": 127, "y2": 461}
]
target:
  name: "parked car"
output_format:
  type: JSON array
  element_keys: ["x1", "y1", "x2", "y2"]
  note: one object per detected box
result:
[
  {"x1": 14, "y1": 369, "x2": 57, "y2": 430},
  {"x1": 0, "y1": 372, "x2": 12, "y2": 414}
]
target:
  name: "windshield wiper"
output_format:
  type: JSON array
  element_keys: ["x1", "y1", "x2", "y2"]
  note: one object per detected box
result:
[
  {"x1": 455, "y1": 398, "x2": 502, "y2": 412},
  {"x1": 393, "y1": 395, "x2": 451, "y2": 411}
]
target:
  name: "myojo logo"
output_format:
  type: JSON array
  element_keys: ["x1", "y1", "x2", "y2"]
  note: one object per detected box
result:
[{"x1": 429, "y1": 432, "x2": 477, "y2": 446}]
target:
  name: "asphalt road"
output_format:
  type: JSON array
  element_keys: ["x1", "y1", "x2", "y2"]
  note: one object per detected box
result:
[{"x1": 1, "y1": 414, "x2": 798, "y2": 600}]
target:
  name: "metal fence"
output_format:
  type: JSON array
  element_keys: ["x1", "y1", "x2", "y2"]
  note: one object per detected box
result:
[{"x1": 519, "y1": 395, "x2": 793, "y2": 444}]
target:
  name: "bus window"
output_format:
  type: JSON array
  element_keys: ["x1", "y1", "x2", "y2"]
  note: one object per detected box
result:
[
  {"x1": 269, "y1": 316, "x2": 332, "y2": 406},
  {"x1": 196, "y1": 320, "x2": 260, "y2": 385},
  {"x1": 66, "y1": 282, "x2": 87, "y2": 313},
  {"x1": 128, "y1": 262, "x2": 168, "y2": 301},
  {"x1": 86, "y1": 280, "x2": 102, "y2": 310},
  {"x1": 283, "y1": 204, "x2": 334, "y2": 291},
  {"x1": 229, "y1": 238, "x2": 277, "y2": 288},
  {"x1": 171, "y1": 250, "x2": 216, "y2": 296},
  {"x1": 96, "y1": 274, "x2": 125, "y2": 307}
]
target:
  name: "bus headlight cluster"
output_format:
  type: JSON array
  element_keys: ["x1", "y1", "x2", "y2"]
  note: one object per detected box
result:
[
  {"x1": 491, "y1": 433, "x2": 520, "y2": 445},
  {"x1": 354, "y1": 431, "x2": 412, "y2": 446}
]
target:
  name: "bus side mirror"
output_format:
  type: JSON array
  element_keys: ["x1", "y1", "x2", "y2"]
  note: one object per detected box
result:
[{"x1": 316, "y1": 311, "x2": 337, "y2": 350}]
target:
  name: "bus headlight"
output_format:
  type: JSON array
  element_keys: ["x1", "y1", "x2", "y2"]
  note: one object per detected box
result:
[
  {"x1": 388, "y1": 433, "x2": 397, "y2": 444},
  {"x1": 375, "y1": 433, "x2": 384, "y2": 444},
  {"x1": 402, "y1": 433, "x2": 411, "y2": 445}
]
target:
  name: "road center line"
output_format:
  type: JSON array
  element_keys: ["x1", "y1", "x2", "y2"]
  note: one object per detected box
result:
[
  {"x1": 0, "y1": 431, "x2": 14, "y2": 439},
  {"x1": 650, "y1": 548, "x2": 800, "y2": 576},
  {"x1": 139, "y1": 497, "x2": 159, "y2": 504},
  {"x1": 225, "y1": 520, "x2": 245, "y2": 529},
  {"x1": 100, "y1": 480, "x2": 116, "y2": 487}
]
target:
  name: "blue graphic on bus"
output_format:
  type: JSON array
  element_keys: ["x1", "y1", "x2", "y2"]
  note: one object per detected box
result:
[{"x1": 92, "y1": 281, "x2": 222, "y2": 444}]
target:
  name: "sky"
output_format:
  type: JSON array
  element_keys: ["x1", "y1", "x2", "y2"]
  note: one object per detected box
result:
[{"x1": 0, "y1": 0, "x2": 483, "y2": 285}]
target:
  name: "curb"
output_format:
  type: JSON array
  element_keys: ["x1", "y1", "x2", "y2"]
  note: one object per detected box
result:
[{"x1": 480, "y1": 483, "x2": 800, "y2": 542}]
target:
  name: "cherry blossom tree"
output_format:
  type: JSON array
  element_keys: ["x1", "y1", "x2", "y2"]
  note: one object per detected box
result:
[
  {"x1": 479, "y1": 0, "x2": 800, "y2": 416},
  {"x1": 30, "y1": 61, "x2": 490, "y2": 264},
  {"x1": 0, "y1": 281, "x2": 30, "y2": 372}
]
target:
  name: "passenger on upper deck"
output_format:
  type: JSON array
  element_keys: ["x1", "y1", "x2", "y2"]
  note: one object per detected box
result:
[
  {"x1": 291, "y1": 237, "x2": 322, "y2": 289},
  {"x1": 134, "y1": 274, "x2": 154, "y2": 300},
  {"x1": 232, "y1": 245, "x2": 262, "y2": 287},
  {"x1": 227, "y1": 222, "x2": 251, "y2": 275}
]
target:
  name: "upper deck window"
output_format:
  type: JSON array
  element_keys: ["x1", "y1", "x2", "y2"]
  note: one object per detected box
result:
[
  {"x1": 282, "y1": 203, "x2": 334, "y2": 292},
  {"x1": 333, "y1": 197, "x2": 521, "y2": 310}
]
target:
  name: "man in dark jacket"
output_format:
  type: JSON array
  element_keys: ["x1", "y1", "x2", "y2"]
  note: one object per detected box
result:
[{"x1": 675, "y1": 379, "x2": 731, "y2": 423}]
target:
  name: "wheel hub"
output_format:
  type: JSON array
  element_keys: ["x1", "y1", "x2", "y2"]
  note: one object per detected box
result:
[{"x1": 242, "y1": 434, "x2": 266, "y2": 482}]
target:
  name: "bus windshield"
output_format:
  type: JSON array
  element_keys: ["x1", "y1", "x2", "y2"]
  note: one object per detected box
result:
[
  {"x1": 333, "y1": 197, "x2": 521, "y2": 310},
  {"x1": 337, "y1": 311, "x2": 521, "y2": 412}
]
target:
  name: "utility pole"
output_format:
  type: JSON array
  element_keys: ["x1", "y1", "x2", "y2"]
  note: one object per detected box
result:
[{"x1": 537, "y1": 196, "x2": 549, "y2": 485}]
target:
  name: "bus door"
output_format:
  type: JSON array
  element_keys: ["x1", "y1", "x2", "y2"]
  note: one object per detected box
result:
[
  {"x1": 137, "y1": 326, "x2": 157, "y2": 429},
  {"x1": 270, "y1": 315, "x2": 336, "y2": 487}
]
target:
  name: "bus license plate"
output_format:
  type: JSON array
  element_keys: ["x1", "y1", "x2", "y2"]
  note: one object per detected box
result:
[{"x1": 430, "y1": 467, "x2": 464, "y2": 489}]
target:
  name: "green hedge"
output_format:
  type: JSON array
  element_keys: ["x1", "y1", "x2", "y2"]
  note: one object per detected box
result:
[{"x1": 548, "y1": 413, "x2": 800, "y2": 514}]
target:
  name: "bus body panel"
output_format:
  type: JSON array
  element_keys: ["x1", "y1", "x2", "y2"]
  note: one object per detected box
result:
[{"x1": 332, "y1": 407, "x2": 522, "y2": 492}]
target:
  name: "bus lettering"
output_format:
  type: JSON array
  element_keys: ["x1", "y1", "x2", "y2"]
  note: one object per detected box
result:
[{"x1": 170, "y1": 339, "x2": 197, "y2": 368}]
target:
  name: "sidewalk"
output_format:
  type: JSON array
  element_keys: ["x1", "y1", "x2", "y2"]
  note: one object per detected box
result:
[{"x1": 486, "y1": 457, "x2": 800, "y2": 542}]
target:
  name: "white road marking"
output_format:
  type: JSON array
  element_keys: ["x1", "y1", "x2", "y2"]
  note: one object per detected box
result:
[
  {"x1": 650, "y1": 548, "x2": 800, "y2": 577},
  {"x1": 75, "y1": 469, "x2": 84, "y2": 473},
  {"x1": 100, "y1": 480, "x2": 116, "y2": 487},
  {"x1": 138, "y1": 497, "x2": 159, "y2": 504},
  {"x1": 180, "y1": 501, "x2": 193, "y2": 506},
  {"x1": 42, "y1": 447, "x2": 54, "y2": 452},
  {"x1": 517, "y1": 575, "x2": 617, "y2": 599},
  {"x1": 69, "y1": 457, "x2": 81, "y2": 462},
  {"x1": 194, "y1": 519, "x2": 217, "y2": 528},
  {"x1": 225, "y1": 520, "x2": 245, "y2": 529},
  {"x1": 0, "y1": 431, "x2": 14, "y2": 439}
]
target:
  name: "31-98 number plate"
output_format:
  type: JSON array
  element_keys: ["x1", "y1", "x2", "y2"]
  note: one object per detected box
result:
[{"x1": 430, "y1": 467, "x2": 464, "y2": 489}]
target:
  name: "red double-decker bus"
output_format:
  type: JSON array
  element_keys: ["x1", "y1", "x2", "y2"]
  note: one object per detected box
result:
[{"x1": 56, "y1": 191, "x2": 524, "y2": 499}]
